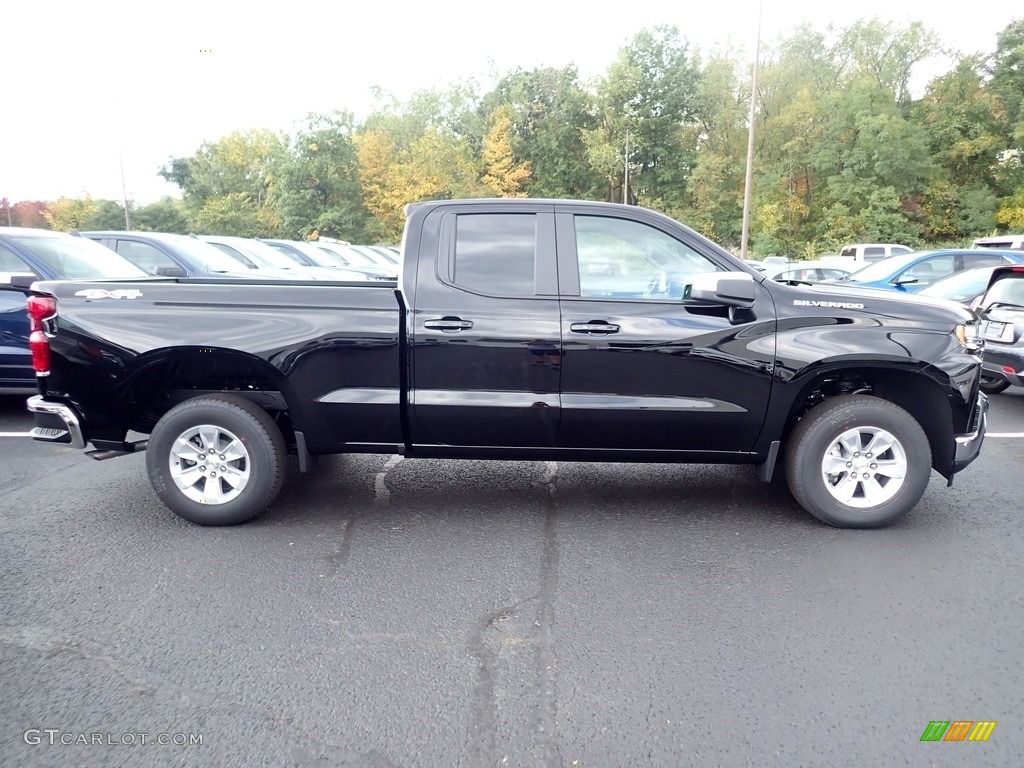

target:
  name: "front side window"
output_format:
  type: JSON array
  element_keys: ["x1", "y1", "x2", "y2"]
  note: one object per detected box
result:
[
  {"x1": 453, "y1": 213, "x2": 536, "y2": 296},
  {"x1": 575, "y1": 216, "x2": 719, "y2": 300}
]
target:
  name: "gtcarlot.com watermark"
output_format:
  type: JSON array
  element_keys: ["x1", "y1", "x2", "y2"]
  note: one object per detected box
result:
[{"x1": 24, "y1": 729, "x2": 203, "y2": 746}]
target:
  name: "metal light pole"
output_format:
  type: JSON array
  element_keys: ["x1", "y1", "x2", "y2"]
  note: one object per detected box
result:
[
  {"x1": 118, "y1": 147, "x2": 131, "y2": 230},
  {"x1": 740, "y1": 0, "x2": 763, "y2": 260}
]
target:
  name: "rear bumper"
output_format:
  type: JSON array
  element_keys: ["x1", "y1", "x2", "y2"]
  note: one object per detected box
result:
[
  {"x1": 983, "y1": 347, "x2": 1024, "y2": 388},
  {"x1": 26, "y1": 395, "x2": 86, "y2": 449},
  {"x1": 952, "y1": 391, "x2": 989, "y2": 474}
]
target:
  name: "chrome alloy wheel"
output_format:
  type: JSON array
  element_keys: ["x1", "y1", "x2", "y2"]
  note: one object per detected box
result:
[
  {"x1": 820, "y1": 426, "x2": 907, "y2": 508},
  {"x1": 168, "y1": 424, "x2": 251, "y2": 505}
]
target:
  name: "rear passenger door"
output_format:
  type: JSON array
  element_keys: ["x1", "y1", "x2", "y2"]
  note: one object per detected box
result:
[{"x1": 409, "y1": 203, "x2": 562, "y2": 448}]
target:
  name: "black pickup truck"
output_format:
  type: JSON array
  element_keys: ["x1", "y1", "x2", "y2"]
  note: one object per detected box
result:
[{"x1": 12, "y1": 199, "x2": 989, "y2": 528}]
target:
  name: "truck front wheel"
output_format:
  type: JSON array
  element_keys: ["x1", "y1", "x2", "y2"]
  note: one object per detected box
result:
[
  {"x1": 785, "y1": 395, "x2": 931, "y2": 528},
  {"x1": 146, "y1": 394, "x2": 286, "y2": 525}
]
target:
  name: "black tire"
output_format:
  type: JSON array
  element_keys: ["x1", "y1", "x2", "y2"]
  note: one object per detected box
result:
[
  {"x1": 785, "y1": 395, "x2": 931, "y2": 528},
  {"x1": 979, "y1": 374, "x2": 1011, "y2": 395},
  {"x1": 146, "y1": 394, "x2": 286, "y2": 525}
]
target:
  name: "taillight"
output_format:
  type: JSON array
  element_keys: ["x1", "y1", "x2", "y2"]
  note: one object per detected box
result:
[{"x1": 26, "y1": 295, "x2": 56, "y2": 375}]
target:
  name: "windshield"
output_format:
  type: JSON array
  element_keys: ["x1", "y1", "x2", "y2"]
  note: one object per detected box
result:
[
  {"x1": 353, "y1": 246, "x2": 395, "y2": 267},
  {"x1": 319, "y1": 245, "x2": 373, "y2": 267},
  {"x1": 213, "y1": 238, "x2": 301, "y2": 270},
  {"x1": 842, "y1": 252, "x2": 926, "y2": 282},
  {"x1": 288, "y1": 241, "x2": 346, "y2": 267},
  {"x1": 985, "y1": 272, "x2": 1024, "y2": 308},
  {"x1": 159, "y1": 236, "x2": 251, "y2": 273},
  {"x1": 920, "y1": 268, "x2": 995, "y2": 302},
  {"x1": 13, "y1": 235, "x2": 148, "y2": 279}
]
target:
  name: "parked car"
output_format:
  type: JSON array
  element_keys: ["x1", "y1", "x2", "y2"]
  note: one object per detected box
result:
[
  {"x1": 347, "y1": 244, "x2": 400, "y2": 269},
  {"x1": 918, "y1": 266, "x2": 1004, "y2": 308},
  {"x1": 0, "y1": 227, "x2": 146, "y2": 390},
  {"x1": 199, "y1": 235, "x2": 353, "y2": 280},
  {"x1": 16, "y1": 199, "x2": 989, "y2": 530},
  {"x1": 82, "y1": 231, "x2": 257, "y2": 278},
  {"x1": 310, "y1": 242, "x2": 398, "y2": 280},
  {"x1": 975, "y1": 265, "x2": 1024, "y2": 394},
  {"x1": 830, "y1": 249, "x2": 1024, "y2": 293},
  {"x1": 260, "y1": 239, "x2": 383, "y2": 281},
  {"x1": 972, "y1": 234, "x2": 1024, "y2": 251},
  {"x1": 763, "y1": 260, "x2": 853, "y2": 283}
]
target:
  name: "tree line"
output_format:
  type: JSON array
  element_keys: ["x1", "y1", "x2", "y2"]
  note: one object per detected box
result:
[{"x1": 3, "y1": 18, "x2": 1022, "y2": 257}]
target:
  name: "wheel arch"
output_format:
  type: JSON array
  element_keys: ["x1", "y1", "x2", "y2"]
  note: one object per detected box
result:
[
  {"x1": 116, "y1": 347, "x2": 303, "y2": 445},
  {"x1": 775, "y1": 363, "x2": 957, "y2": 476}
]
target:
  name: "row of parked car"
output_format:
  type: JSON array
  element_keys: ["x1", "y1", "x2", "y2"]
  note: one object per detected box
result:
[
  {"x1": 78, "y1": 231, "x2": 401, "y2": 282},
  {"x1": 2, "y1": 226, "x2": 1023, "y2": 397},
  {"x1": 0, "y1": 227, "x2": 400, "y2": 390},
  {"x1": 746, "y1": 244, "x2": 1024, "y2": 395}
]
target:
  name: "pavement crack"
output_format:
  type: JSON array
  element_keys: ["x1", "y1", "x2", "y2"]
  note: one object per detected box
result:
[
  {"x1": 318, "y1": 455, "x2": 404, "y2": 598},
  {"x1": 466, "y1": 598, "x2": 535, "y2": 766},
  {"x1": 532, "y1": 461, "x2": 560, "y2": 767},
  {"x1": 374, "y1": 454, "x2": 404, "y2": 509}
]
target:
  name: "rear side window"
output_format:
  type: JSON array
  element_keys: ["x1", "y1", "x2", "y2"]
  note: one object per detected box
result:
[
  {"x1": 963, "y1": 252, "x2": 1012, "y2": 268},
  {"x1": 864, "y1": 247, "x2": 885, "y2": 256},
  {"x1": 116, "y1": 240, "x2": 177, "y2": 274},
  {"x1": 453, "y1": 213, "x2": 536, "y2": 295}
]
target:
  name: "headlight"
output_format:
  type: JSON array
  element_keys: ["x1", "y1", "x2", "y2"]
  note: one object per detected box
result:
[{"x1": 955, "y1": 322, "x2": 984, "y2": 352}]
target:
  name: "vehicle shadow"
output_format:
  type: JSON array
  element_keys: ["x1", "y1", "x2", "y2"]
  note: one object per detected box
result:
[{"x1": 259, "y1": 454, "x2": 816, "y2": 530}]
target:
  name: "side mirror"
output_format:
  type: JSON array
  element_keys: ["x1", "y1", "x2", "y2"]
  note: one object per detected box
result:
[
  {"x1": 155, "y1": 266, "x2": 187, "y2": 278},
  {"x1": 689, "y1": 271, "x2": 756, "y2": 308},
  {"x1": 0, "y1": 272, "x2": 39, "y2": 291}
]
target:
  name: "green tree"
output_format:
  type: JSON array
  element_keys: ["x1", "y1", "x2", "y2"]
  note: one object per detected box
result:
[
  {"x1": 478, "y1": 66, "x2": 602, "y2": 198},
  {"x1": 596, "y1": 25, "x2": 702, "y2": 209},
  {"x1": 84, "y1": 199, "x2": 131, "y2": 230},
  {"x1": 270, "y1": 112, "x2": 367, "y2": 240},
  {"x1": 134, "y1": 197, "x2": 189, "y2": 233},
  {"x1": 191, "y1": 192, "x2": 272, "y2": 236},
  {"x1": 43, "y1": 196, "x2": 99, "y2": 231},
  {"x1": 837, "y1": 19, "x2": 940, "y2": 107}
]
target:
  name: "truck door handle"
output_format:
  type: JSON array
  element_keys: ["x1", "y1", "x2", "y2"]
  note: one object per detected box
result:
[
  {"x1": 570, "y1": 322, "x2": 620, "y2": 335},
  {"x1": 424, "y1": 317, "x2": 474, "y2": 332}
]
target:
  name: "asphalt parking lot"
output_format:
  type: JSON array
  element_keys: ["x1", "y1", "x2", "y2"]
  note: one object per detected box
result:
[{"x1": 1, "y1": 392, "x2": 1022, "y2": 767}]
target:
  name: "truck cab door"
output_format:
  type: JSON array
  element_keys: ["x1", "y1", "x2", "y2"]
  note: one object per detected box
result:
[
  {"x1": 554, "y1": 206, "x2": 776, "y2": 453},
  {"x1": 409, "y1": 203, "x2": 561, "y2": 449}
]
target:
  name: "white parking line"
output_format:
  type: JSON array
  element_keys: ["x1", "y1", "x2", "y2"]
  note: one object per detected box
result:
[
  {"x1": 988, "y1": 433, "x2": 1024, "y2": 438},
  {"x1": 0, "y1": 432, "x2": 32, "y2": 437}
]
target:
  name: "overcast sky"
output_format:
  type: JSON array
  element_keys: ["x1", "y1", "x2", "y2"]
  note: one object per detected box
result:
[{"x1": 2, "y1": 0, "x2": 1020, "y2": 206}]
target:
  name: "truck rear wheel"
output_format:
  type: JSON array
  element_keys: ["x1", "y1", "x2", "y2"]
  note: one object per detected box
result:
[
  {"x1": 785, "y1": 395, "x2": 931, "y2": 528},
  {"x1": 146, "y1": 394, "x2": 286, "y2": 525}
]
